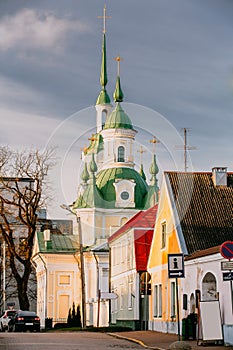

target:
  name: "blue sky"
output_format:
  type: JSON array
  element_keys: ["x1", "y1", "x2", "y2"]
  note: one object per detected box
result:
[{"x1": 1, "y1": 1, "x2": 233, "y2": 218}]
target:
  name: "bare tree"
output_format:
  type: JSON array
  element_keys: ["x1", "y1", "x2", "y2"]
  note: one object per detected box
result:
[{"x1": 0, "y1": 147, "x2": 55, "y2": 310}]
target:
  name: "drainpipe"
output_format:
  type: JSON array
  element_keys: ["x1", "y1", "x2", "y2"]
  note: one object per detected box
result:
[
  {"x1": 31, "y1": 253, "x2": 47, "y2": 327},
  {"x1": 93, "y1": 251, "x2": 100, "y2": 327}
]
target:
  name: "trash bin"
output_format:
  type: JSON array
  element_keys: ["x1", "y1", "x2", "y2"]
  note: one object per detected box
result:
[
  {"x1": 187, "y1": 313, "x2": 197, "y2": 340},
  {"x1": 45, "y1": 318, "x2": 53, "y2": 329}
]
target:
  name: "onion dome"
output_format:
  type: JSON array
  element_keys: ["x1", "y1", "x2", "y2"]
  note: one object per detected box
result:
[
  {"x1": 88, "y1": 152, "x2": 98, "y2": 175},
  {"x1": 96, "y1": 167, "x2": 148, "y2": 209},
  {"x1": 103, "y1": 102, "x2": 133, "y2": 130},
  {"x1": 81, "y1": 162, "x2": 89, "y2": 183}
]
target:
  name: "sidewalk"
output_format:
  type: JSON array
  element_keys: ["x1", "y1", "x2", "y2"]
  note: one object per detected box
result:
[{"x1": 109, "y1": 331, "x2": 233, "y2": 350}]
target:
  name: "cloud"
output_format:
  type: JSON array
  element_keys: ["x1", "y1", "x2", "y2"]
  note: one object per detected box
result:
[{"x1": 0, "y1": 8, "x2": 90, "y2": 51}]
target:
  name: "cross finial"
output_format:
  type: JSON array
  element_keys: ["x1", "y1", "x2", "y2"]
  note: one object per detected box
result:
[
  {"x1": 88, "y1": 134, "x2": 98, "y2": 142},
  {"x1": 98, "y1": 4, "x2": 111, "y2": 34},
  {"x1": 149, "y1": 136, "x2": 160, "y2": 154},
  {"x1": 137, "y1": 146, "x2": 146, "y2": 164},
  {"x1": 114, "y1": 55, "x2": 123, "y2": 76}
]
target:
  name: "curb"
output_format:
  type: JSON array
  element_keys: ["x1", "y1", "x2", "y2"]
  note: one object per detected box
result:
[{"x1": 107, "y1": 332, "x2": 166, "y2": 350}]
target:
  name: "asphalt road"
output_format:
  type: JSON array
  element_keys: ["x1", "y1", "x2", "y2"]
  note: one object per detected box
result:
[{"x1": 0, "y1": 332, "x2": 142, "y2": 350}]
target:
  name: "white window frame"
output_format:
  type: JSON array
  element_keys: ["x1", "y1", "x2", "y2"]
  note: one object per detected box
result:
[
  {"x1": 171, "y1": 281, "x2": 176, "y2": 318},
  {"x1": 161, "y1": 221, "x2": 166, "y2": 249},
  {"x1": 153, "y1": 283, "x2": 162, "y2": 318}
]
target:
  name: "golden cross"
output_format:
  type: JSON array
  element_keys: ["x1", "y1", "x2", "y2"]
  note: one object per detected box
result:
[
  {"x1": 149, "y1": 136, "x2": 160, "y2": 153},
  {"x1": 98, "y1": 4, "x2": 111, "y2": 34},
  {"x1": 137, "y1": 146, "x2": 146, "y2": 164},
  {"x1": 88, "y1": 134, "x2": 97, "y2": 142},
  {"x1": 114, "y1": 55, "x2": 123, "y2": 76}
]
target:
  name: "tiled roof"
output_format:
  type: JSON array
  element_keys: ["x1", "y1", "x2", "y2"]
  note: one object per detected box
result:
[
  {"x1": 166, "y1": 171, "x2": 233, "y2": 254},
  {"x1": 185, "y1": 245, "x2": 221, "y2": 260},
  {"x1": 37, "y1": 231, "x2": 79, "y2": 253},
  {"x1": 108, "y1": 204, "x2": 158, "y2": 242}
]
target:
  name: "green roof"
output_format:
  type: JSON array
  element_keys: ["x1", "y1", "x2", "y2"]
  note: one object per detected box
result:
[
  {"x1": 96, "y1": 89, "x2": 111, "y2": 105},
  {"x1": 84, "y1": 134, "x2": 104, "y2": 155},
  {"x1": 113, "y1": 76, "x2": 124, "y2": 102},
  {"x1": 96, "y1": 167, "x2": 148, "y2": 209},
  {"x1": 37, "y1": 232, "x2": 79, "y2": 253},
  {"x1": 104, "y1": 102, "x2": 133, "y2": 130}
]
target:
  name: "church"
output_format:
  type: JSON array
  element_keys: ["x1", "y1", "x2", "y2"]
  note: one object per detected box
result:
[{"x1": 32, "y1": 6, "x2": 159, "y2": 328}]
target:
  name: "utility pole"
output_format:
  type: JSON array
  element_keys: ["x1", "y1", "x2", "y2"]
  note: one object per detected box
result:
[
  {"x1": 60, "y1": 204, "x2": 86, "y2": 328},
  {"x1": 175, "y1": 128, "x2": 196, "y2": 172}
]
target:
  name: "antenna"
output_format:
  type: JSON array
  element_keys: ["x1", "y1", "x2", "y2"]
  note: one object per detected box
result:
[{"x1": 175, "y1": 128, "x2": 196, "y2": 172}]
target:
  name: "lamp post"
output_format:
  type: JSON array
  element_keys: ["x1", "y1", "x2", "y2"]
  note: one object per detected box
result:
[{"x1": 60, "y1": 204, "x2": 86, "y2": 328}]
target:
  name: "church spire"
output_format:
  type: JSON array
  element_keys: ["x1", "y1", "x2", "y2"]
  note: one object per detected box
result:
[
  {"x1": 144, "y1": 138, "x2": 160, "y2": 208},
  {"x1": 113, "y1": 56, "x2": 124, "y2": 103},
  {"x1": 96, "y1": 5, "x2": 111, "y2": 105}
]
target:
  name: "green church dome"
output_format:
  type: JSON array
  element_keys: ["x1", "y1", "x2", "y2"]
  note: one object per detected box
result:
[
  {"x1": 103, "y1": 102, "x2": 133, "y2": 130},
  {"x1": 96, "y1": 167, "x2": 148, "y2": 209}
]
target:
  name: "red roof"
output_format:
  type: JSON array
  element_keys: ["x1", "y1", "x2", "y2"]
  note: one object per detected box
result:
[
  {"x1": 108, "y1": 205, "x2": 158, "y2": 271},
  {"x1": 108, "y1": 204, "x2": 158, "y2": 242},
  {"x1": 134, "y1": 229, "x2": 154, "y2": 271}
]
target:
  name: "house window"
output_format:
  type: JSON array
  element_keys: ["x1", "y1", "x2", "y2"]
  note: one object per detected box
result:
[
  {"x1": 153, "y1": 284, "x2": 162, "y2": 317},
  {"x1": 59, "y1": 275, "x2": 71, "y2": 285},
  {"x1": 161, "y1": 222, "x2": 166, "y2": 249},
  {"x1": 118, "y1": 146, "x2": 125, "y2": 162},
  {"x1": 127, "y1": 237, "x2": 132, "y2": 265},
  {"x1": 120, "y1": 285, "x2": 124, "y2": 310},
  {"x1": 171, "y1": 281, "x2": 176, "y2": 318},
  {"x1": 128, "y1": 282, "x2": 133, "y2": 310}
]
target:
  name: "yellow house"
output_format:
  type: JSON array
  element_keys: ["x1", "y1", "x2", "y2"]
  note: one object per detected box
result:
[
  {"x1": 32, "y1": 230, "x2": 81, "y2": 328},
  {"x1": 148, "y1": 168, "x2": 233, "y2": 334},
  {"x1": 147, "y1": 172, "x2": 184, "y2": 334}
]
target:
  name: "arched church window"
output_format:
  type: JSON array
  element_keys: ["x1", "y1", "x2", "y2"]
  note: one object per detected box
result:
[
  {"x1": 202, "y1": 272, "x2": 217, "y2": 301},
  {"x1": 190, "y1": 293, "x2": 195, "y2": 313},
  {"x1": 120, "y1": 217, "x2": 128, "y2": 226},
  {"x1": 118, "y1": 146, "x2": 125, "y2": 162},
  {"x1": 102, "y1": 110, "x2": 107, "y2": 128}
]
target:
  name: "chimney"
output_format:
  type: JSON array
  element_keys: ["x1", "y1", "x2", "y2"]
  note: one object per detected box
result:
[
  {"x1": 212, "y1": 167, "x2": 227, "y2": 187},
  {"x1": 44, "y1": 229, "x2": 52, "y2": 249}
]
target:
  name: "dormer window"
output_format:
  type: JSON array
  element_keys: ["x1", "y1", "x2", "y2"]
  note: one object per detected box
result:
[{"x1": 118, "y1": 146, "x2": 125, "y2": 162}]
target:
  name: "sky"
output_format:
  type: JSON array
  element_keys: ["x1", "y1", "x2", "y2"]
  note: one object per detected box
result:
[{"x1": 1, "y1": 0, "x2": 233, "y2": 218}]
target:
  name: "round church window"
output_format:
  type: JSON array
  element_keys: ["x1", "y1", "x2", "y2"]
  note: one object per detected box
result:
[{"x1": 121, "y1": 191, "x2": 129, "y2": 200}]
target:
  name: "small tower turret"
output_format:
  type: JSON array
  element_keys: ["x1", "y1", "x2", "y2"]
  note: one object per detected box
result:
[{"x1": 96, "y1": 5, "x2": 112, "y2": 133}]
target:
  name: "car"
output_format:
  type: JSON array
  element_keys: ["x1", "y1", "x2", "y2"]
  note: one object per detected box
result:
[
  {"x1": 0, "y1": 310, "x2": 17, "y2": 332},
  {"x1": 8, "y1": 310, "x2": 40, "y2": 332}
]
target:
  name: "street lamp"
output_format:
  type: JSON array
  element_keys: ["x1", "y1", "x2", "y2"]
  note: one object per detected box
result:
[{"x1": 60, "y1": 204, "x2": 86, "y2": 328}]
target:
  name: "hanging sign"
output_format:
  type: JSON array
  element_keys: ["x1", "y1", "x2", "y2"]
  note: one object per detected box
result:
[{"x1": 168, "y1": 253, "x2": 185, "y2": 278}]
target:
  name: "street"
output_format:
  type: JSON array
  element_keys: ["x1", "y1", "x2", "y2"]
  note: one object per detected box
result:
[{"x1": 0, "y1": 332, "x2": 142, "y2": 350}]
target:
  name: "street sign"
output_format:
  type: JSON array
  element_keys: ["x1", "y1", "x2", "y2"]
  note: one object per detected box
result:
[
  {"x1": 168, "y1": 253, "x2": 185, "y2": 278},
  {"x1": 222, "y1": 272, "x2": 233, "y2": 281},
  {"x1": 221, "y1": 261, "x2": 233, "y2": 270},
  {"x1": 220, "y1": 241, "x2": 233, "y2": 260}
]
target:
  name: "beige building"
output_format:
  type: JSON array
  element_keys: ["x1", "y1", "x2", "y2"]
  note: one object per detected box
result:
[{"x1": 32, "y1": 230, "x2": 81, "y2": 328}]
